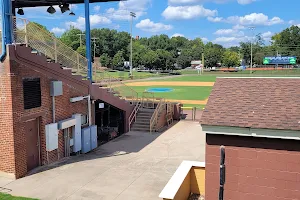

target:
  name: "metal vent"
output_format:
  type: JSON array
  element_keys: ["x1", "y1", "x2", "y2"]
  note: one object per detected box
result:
[{"x1": 23, "y1": 78, "x2": 42, "y2": 110}]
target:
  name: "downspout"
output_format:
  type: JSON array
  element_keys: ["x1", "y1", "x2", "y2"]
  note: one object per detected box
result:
[
  {"x1": 1, "y1": 0, "x2": 8, "y2": 61},
  {"x1": 0, "y1": 0, "x2": 13, "y2": 62}
]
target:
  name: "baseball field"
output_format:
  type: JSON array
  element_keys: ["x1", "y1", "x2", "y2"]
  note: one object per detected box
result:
[
  {"x1": 119, "y1": 71, "x2": 300, "y2": 109},
  {"x1": 121, "y1": 75, "x2": 217, "y2": 109}
]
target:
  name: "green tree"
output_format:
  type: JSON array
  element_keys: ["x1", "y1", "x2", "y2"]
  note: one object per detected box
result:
[
  {"x1": 142, "y1": 50, "x2": 159, "y2": 69},
  {"x1": 76, "y1": 45, "x2": 86, "y2": 57},
  {"x1": 60, "y1": 28, "x2": 82, "y2": 51},
  {"x1": 204, "y1": 42, "x2": 224, "y2": 68},
  {"x1": 112, "y1": 51, "x2": 125, "y2": 69},
  {"x1": 176, "y1": 49, "x2": 193, "y2": 69},
  {"x1": 99, "y1": 53, "x2": 111, "y2": 67},
  {"x1": 222, "y1": 51, "x2": 240, "y2": 68},
  {"x1": 156, "y1": 49, "x2": 173, "y2": 70}
]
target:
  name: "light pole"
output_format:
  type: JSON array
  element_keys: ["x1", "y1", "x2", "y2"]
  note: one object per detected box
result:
[
  {"x1": 91, "y1": 37, "x2": 99, "y2": 58},
  {"x1": 249, "y1": 26, "x2": 255, "y2": 74},
  {"x1": 91, "y1": 37, "x2": 99, "y2": 78},
  {"x1": 77, "y1": 33, "x2": 85, "y2": 46},
  {"x1": 130, "y1": 12, "x2": 136, "y2": 77}
]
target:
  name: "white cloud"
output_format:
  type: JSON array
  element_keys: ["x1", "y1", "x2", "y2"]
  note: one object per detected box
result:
[
  {"x1": 233, "y1": 24, "x2": 245, "y2": 30},
  {"x1": 201, "y1": 37, "x2": 209, "y2": 42},
  {"x1": 168, "y1": 0, "x2": 256, "y2": 4},
  {"x1": 51, "y1": 27, "x2": 66, "y2": 35},
  {"x1": 209, "y1": 13, "x2": 284, "y2": 26},
  {"x1": 214, "y1": 29, "x2": 235, "y2": 35},
  {"x1": 94, "y1": 5, "x2": 101, "y2": 12},
  {"x1": 214, "y1": 28, "x2": 245, "y2": 37},
  {"x1": 66, "y1": 15, "x2": 111, "y2": 30},
  {"x1": 136, "y1": 19, "x2": 173, "y2": 32},
  {"x1": 261, "y1": 31, "x2": 273, "y2": 38},
  {"x1": 207, "y1": 17, "x2": 223, "y2": 22},
  {"x1": 213, "y1": 36, "x2": 251, "y2": 47},
  {"x1": 172, "y1": 33, "x2": 185, "y2": 37},
  {"x1": 162, "y1": 5, "x2": 217, "y2": 20},
  {"x1": 106, "y1": 0, "x2": 151, "y2": 20}
]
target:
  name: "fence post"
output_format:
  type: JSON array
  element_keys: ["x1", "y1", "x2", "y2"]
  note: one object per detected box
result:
[{"x1": 54, "y1": 39, "x2": 57, "y2": 63}]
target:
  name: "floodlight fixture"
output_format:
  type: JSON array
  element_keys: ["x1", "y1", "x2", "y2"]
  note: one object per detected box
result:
[
  {"x1": 47, "y1": 6, "x2": 56, "y2": 14},
  {"x1": 60, "y1": 3, "x2": 70, "y2": 13},
  {"x1": 17, "y1": 8, "x2": 24, "y2": 15}
]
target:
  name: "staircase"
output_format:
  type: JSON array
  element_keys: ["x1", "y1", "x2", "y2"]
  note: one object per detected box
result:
[
  {"x1": 131, "y1": 109, "x2": 154, "y2": 131},
  {"x1": 11, "y1": 17, "x2": 172, "y2": 133}
]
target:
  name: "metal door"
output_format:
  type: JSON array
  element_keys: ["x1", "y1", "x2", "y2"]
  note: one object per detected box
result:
[{"x1": 25, "y1": 118, "x2": 40, "y2": 172}]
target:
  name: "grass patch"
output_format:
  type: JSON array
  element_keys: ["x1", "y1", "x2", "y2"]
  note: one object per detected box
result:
[
  {"x1": 182, "y1": 104, "x2": 206, "y2": 109},
  {"x1": 147, "y1": 75, "x2": 217, "y2": 82},
  {"x1": 0, "y1": 193, "x2": 38, "y2": 200},
  {"x1": 116, "y1": 85, "x2": 212, "y2": 101}
]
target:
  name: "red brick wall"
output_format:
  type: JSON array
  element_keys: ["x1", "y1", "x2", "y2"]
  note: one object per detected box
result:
[
  {"x1": 0, "y1": 58, "x2": 16, "y2": 176},
  {"x1": 206, "y1": 134, "x2": 300, "y2": 200},
  {"x1": 0, "y1": 58, "x2": 88, "y2": 178}
]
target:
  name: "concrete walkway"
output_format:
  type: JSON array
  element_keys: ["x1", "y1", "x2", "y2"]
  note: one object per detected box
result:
[{"x1": 0, "y1": 121, "x2": 205, "y2": 200}]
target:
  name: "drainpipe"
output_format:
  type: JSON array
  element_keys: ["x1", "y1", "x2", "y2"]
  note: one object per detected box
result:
[{"x1": 0, "y1": 0, "x2": 13, "y2": 62}]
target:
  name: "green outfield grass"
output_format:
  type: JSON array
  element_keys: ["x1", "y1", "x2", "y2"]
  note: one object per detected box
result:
[
  {"x1": 0, "y1": 193, "x2": 38, "y2": 200},
  {"x1": 94, "y1": 70, "x2": 166, "y2": 80},
  {"x1": 129, "y1": 86, "x2": 212, "y2": 100},
  {"x1": 182, "y1": 104, "x2": 206, "y2": 109},
  {"x1": 180, "y1": 69, "x2": 300, "y2": 76}
]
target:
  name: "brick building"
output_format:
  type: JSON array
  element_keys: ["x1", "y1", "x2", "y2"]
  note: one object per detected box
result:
[
  {"x1": 0, "y1": 45, "x2": 134, "y2": 179},
  {"x1": 201, "y1": 77, "x2": 300, "y2": 200}
]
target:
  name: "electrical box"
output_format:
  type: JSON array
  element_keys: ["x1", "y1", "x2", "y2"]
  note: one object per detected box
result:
[
  {"x1": 50, "y1": 81, "x2": 63, "y2": 97},
  {"x1": 45, "y1": 123, "x2": 58, "y2": 151},
  {"x1": 90, "y1": 125, "x2": 97, "y2": 150},
  {"x1": 81, "y1": 127, "x2": 91, "y2": 153},
  {"x1": 72, "y1": 114, "x2": 82, "y2": 153}
]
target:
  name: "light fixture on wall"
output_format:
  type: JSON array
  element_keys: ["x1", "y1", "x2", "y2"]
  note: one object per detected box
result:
[
  {"x1": 60, "y1": 3, "x2": 70, "y2": 13},
  {"x1": 47, "y1": 5, "x2": 56, "y2": 14},
  {"x1": 17, "y1": 8, "x2": 24, "y2": 15}
]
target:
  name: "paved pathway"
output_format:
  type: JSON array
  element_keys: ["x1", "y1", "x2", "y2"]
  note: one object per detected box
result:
[{"x1": 0, "y1": 121, "x2": 205, "y2": 200}]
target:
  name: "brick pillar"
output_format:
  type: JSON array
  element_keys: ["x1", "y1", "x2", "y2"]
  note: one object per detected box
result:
[{"x1": 0, "y1": 58, "x2": 17, "y2": 178}]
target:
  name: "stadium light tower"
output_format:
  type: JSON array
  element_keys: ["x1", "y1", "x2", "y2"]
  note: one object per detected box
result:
[
  {"x1": 130, "y1": 12, "x2": 136, "y2": 77},
  {"x1": 249, "y1": 26, "x2": 255, "y2": 74}
]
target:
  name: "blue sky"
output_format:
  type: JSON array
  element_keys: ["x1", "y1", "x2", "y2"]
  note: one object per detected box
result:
[{"x1": 19, "y1": 0, "x2": 300, "y2": 47}]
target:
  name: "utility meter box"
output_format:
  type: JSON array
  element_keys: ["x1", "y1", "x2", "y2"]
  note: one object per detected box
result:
[
  {"x1": 50, "y1": 81, "x2": 63, "y2": 97},
  {"x1": 45, "y1": 123, "x2": 58, "y2": 151}
]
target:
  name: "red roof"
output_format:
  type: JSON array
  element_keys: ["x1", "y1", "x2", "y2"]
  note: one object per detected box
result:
[{"x1": 200, "y1": 77, "x2": 300, "y2": 131}]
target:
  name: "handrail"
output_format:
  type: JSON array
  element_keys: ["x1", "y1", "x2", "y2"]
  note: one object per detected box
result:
[
  {"x1": 141, "y1": 92, "x2": 155, "y2": 109},
  {"x1": 128, "y1": 100, "x2": 142, "y2": 131},
  {"x1": 12, "y1": 17, "x2": 141, "y2": 104},
  {"x1": 150, "y1": 98, "x2": 166, "y2": 133},
  {"x1": 94, "y1": 70, "x2": 139, "y2": 104},
  {"x1": 13, "y1": 17, "x2": 88, "y2": 76}
]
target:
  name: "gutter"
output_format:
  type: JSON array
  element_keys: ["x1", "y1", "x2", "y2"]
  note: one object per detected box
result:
[{"x1": 1, "y1": 0, "x2": 13, "y2": 62}]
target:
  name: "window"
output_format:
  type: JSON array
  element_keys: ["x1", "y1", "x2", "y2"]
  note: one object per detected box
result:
[{"x1": 23, "y1": 78, "x2": 42, "y2": 109}]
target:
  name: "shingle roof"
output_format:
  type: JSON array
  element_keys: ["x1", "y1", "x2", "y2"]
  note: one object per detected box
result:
[{"x1": 200, "y1": 77, "x2": 300, "y2": 131}]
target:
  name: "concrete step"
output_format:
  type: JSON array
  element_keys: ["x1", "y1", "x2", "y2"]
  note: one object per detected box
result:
[
  {"x1": 132, "y1": 124, "x2": 150, "y2": 128},
  {"x1": 133, "y1": 123, "x2": 150, "y2": 127},
  {"x1": 131, "y1": 127, "x2": 150, "y2": 132}
]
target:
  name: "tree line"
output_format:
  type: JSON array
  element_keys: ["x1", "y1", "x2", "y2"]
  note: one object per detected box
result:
[
  {"x1": 33, "y1": 22, "x2": 300, "y2": 69},
  {"x1": 59, "y1": 27, "x2": 242, "y2": 70}
]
